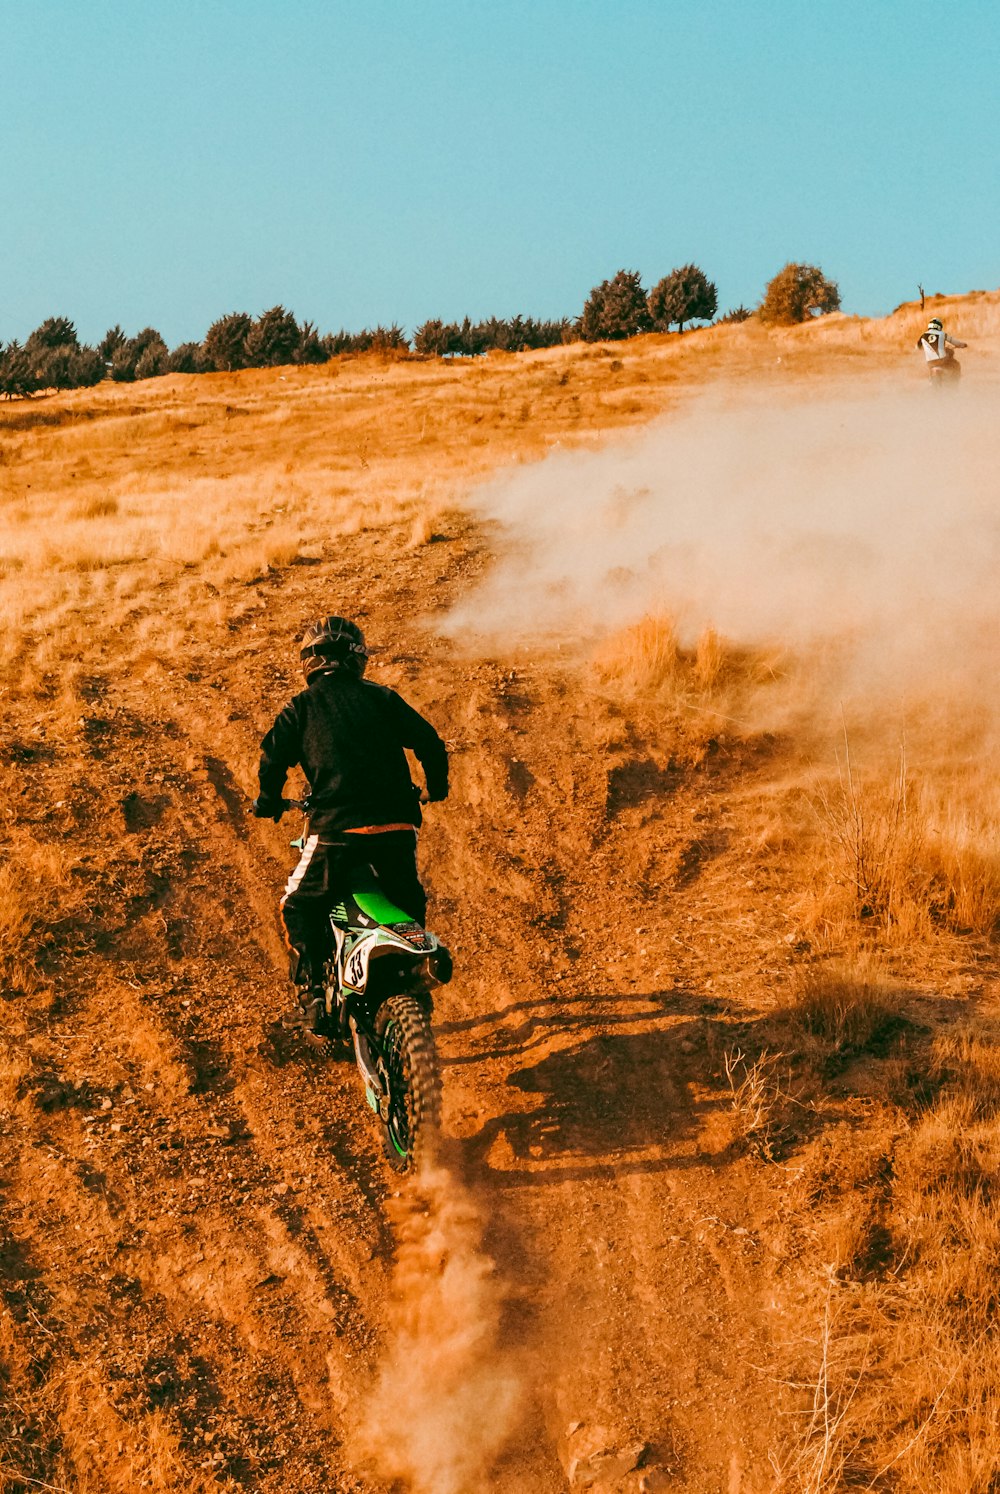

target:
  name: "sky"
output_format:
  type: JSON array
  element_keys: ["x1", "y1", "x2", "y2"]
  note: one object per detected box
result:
[{"x1": 3, "y1": 1, "x2": 999, "y2": 348}]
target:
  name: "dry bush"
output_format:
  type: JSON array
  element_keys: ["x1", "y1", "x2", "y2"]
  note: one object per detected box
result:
[
  {"x1": 693, "y1": 625, "x2": 724, "y2": 691},
  {"x1": 594, "y1": 614, "x2": 679, "y2": 691},
  {"x1": 785, "y1": 960, "x2": 900, "y2": 1056},
  {"x1": 918, "y1": 794, "x2": 1000, "y2": 937},
  {"x1": 51, "y1": 1361, "x2": 226, "y2": 1493},
  {"x1": 803, "y1": 743, "x2": 1000, "y2": 948},
  {"x1": 592, "y1": 612, "x2": 770, "y2": 701},
  {"x1": 723, "y1": 1047, "x2": 789, "y2": 1157}
]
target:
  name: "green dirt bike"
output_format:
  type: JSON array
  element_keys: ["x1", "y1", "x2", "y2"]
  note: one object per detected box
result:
[{"x1": 284, "y1": 800, "x2": 450, "y2": 1172}]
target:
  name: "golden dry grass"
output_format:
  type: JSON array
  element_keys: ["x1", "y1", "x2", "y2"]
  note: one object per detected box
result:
[
  {"x1": 778, "y1": 1020, "x2": 1000, "y2": 1492},
  {"x1": 3, "y1": 292, "x2": 1000, "y2": 1490}
]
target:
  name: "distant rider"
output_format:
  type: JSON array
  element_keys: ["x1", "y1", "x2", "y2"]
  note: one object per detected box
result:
[
  {"x1": 252, "y1": 615, "x2": 448, "y2": 1034},
  {"x1": 916, "y1": 316, "x2": 966, "y2": 380}
]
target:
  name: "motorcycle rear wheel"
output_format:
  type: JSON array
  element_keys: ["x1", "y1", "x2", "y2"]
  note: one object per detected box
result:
[{"x1": 375, "y1": 993, "x2": 441, "y2": 1173}]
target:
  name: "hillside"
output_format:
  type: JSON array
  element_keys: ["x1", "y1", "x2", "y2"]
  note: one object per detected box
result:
[{"x1": 3, "y1": 293, "x2": 1000, "y2": 1493}]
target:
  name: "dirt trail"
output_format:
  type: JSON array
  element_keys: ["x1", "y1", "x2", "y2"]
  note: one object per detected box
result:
[
  {"x1": 8, "y1": 322, "x2": 997, "y2": 1491},
  {"x1": 2, "y1": 503, "x2": 801, "y2": 1492}
]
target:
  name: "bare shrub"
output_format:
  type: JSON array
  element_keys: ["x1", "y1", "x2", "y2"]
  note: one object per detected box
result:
[{"x1": 723, "y1": 1047, "x2": 789, "y2": 1157}]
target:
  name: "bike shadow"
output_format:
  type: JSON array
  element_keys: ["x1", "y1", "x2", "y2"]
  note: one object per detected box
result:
[{"x1": 459, "y1": 991, "x2": 728, "y2": 1185}]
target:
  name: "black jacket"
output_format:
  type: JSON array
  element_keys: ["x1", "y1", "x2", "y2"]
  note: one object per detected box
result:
[{"x1": 258, "y1": 669, "x2": 448, "y2": 835}]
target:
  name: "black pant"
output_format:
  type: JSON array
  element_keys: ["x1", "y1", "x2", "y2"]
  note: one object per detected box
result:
[{"x1": 280, "y1": 830, "x2": 426, "y2": 988}]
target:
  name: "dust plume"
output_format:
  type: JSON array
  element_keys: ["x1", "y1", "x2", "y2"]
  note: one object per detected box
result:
[
  {"x1": 447, "y1": 379, "x2": 1000, "y2": 714},
  {"x1": 353, "y1": 1164, "x2": 524, "y2": 1494}
]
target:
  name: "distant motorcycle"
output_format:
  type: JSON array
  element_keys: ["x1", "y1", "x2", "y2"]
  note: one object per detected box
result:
[
  {"x1": 928, "y1": 357, "x2": 961, "y2": 389},
  {"x1": 284, "y1": 800, "x2": 449, "y2": 1171}
]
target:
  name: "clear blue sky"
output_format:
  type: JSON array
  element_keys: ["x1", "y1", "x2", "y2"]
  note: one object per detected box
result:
[{"x1": 3, "y1": 1, "x2": 998, "y2": 347}]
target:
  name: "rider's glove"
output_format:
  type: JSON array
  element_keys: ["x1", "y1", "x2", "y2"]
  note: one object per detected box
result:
[{"x1": 252, "y1": 796, "x2": 285, "y2": 822}]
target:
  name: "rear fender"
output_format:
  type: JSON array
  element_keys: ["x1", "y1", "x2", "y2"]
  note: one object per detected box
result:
[{"x1": 341, "y1": 929, "x2": 429, "y2": 993}]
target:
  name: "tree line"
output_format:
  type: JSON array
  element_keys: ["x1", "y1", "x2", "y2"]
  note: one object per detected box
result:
[{"x1": 0, "y1": 262, "x2": 840, "y2": 398}]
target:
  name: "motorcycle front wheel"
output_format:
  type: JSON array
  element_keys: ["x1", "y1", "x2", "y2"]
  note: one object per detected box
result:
[{"x1": 375, "y1": 993, "x2": 442, "y2": 1173}]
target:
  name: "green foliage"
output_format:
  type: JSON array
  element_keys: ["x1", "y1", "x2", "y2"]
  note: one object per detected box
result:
[
  {"x1": 203, "y1": 312, "x2": 253, "y2": 371},
  {"x1": 648, "y1": 264, "x2": 717, "y2": 332},
  {"x1": 245, "y1": 305, "x2": 301, "y2": 367},
  {"x1": 26, "y1": 316, "x2": 79, "y2": 353},
  {"x1": 322, "y1": 324, "x2": 410, "y2": 356},
  {"x1": 296, "y1": 320, "x2": 327, "y2": 364},
  {"x1": 368, "y1": 324, "x2": 409, "y2": 354},
  {"x1": 66, "y1": 345, "x2": 106, "y2": 387},
  {"x1": 111, "y1": 327, "x2": 168, "y2": 382},
  {"x1": 134, "y1": 341, "x2": 169, "y2": 380},
  {"x1": 413, "y1": 319, "x2": 450, "y2": 356},
  {"x1": 14, "y1": 318, "x2": 104, "y2": 391},
  {"x1": 580, "y1": 270, "x2": 651, "y2": 342},
  {"x1": 167, "y1": 341, "x2": 209, "y2": 374},
  {"x1": 414, "y1": 315, "x2": 570, "y2": 357},
  {"x1": 0, "y1": 342, "x2": 39, "y2": 398},
  {"x1": 99, "y1": 325, "x2": 126, "y2": 360},
  {"x1": 759, "y1": 262, "x2": 841, "y2": 325},
  {"x1": 717, "y1": 305, "x2": 753, "y2": 324}
]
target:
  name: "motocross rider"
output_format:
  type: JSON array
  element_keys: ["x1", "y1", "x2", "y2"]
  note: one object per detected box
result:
[
  {"x1": 253, "y1": 615, "x2": 449, "y2": 1034},
  {"x1": 916, "y1": 316, "x2": 966, "y2": 378}
]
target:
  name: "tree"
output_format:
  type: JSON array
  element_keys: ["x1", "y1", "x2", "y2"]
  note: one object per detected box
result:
[
  {"x1": 0, "y1": 342, "x2": 38, "y2": 398},
  {"x1": 134, "y1": 340, "x2": 169, "y2": 380},
  {"x1": 25, "y1": 316, "x2": 79, "y2": 354},
  {"x1": 203, "y1": 312, "x2": 253, "y2": 371},
  {"x1": 414, "y1": 320, "x2": 451, "y2": 356},
  {"x1": 580, "y1": 270, "x2": 651, "y2": 342},
  {"x1": 296, "y1": 320, "x2": 327, "y2": 364},
  {"x1": 64, "y1": 345, "x2": 105, "y2": 387},
  {"x1": 758, "y1": 262, "x2": 841, "y2": 325},
  {"x1": 168, "y1": 341, "x2": 209, "y2": 374},
  {"x1": 112, "y1": 327, "x2": 168, "y2": 381},
  {"x1": 369, "y1": 324, "x2": 409, "y2": 354},
  {"x1": 99, "y1": 325, "x2": 126, "y2": 360},
  {"x1": 648, "y1": 264, "x2": 717, "y2": 332},
  {"x1": 245, "y1": 305, "x2": 301, "y2": 367},
  {"x1": 20, "y1": 318, "x2": 104, "y2": 389}
]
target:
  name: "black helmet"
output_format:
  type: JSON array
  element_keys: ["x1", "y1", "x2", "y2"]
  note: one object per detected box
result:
[{"x1": 300, "y1": 615, "x2": 368, "y2": 678}]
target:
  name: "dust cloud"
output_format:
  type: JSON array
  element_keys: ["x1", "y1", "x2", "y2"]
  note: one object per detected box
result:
[
  {"x1": 353, "y1": 1164, "x2": 524, "y2": 1494},
  {"x1": 447, "y1": 380, "x2": 1000, "y2": 714}
]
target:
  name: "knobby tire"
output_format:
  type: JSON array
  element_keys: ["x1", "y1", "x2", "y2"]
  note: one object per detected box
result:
[{"x1": 375, "y1": 993, "x2": 441, "y2": 1173}]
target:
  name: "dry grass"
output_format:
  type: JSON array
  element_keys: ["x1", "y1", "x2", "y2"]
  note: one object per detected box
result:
[
  {"x1": 786, "y1": 960, "x2": 900, "y2": 1055},
  {"x1": 723, "y1": 1047, "x2": 791, "y2": 1158},
  {"x1": 592, "y1": 612, "x2": 784, "y2": 732},
  {"x1": 798, "y1": 744, "x2": 1000, "y2": 948},
  {"x1": 3, "y1": 298, "x2": 1000, "y2": 1489},
  {"x1": 774, "y1": 1009, "x2": 1000, "y2": 1490}
]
